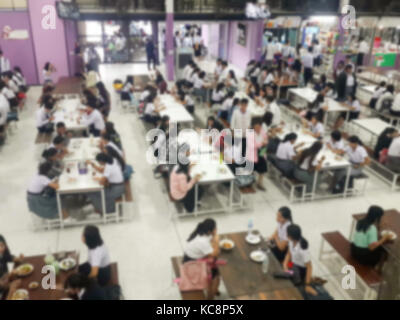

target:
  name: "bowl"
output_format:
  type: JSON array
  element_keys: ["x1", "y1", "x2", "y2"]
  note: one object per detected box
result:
[
  {"x1": 250, "y1": 250, "x2": 266, "y2": 263},
  {"x1": 15, "y1": 264, "x2": 34, "y2": 277},
  {"x1": 219, "y1": 239, "x2": 235, "y2": 251}
]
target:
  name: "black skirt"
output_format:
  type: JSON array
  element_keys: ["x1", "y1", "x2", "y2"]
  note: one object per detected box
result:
[
  {"x1": 350, "y1": 243, "x2": 383, "y2": 267},
  {"x1": 254, "y1": 156, "x2": 267, "y2": 173},
  {"x1": 270, "y1": 244, "x2": 287, "y2": 263}
]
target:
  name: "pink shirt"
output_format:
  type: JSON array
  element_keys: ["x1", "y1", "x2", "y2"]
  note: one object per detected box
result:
[{"x1": 169, "y1": 167, "x2": 196, "y2": 201}]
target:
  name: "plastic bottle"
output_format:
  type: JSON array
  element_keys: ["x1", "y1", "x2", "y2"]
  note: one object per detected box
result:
[
  {"x1": 247, "y1": 219, "x2": 254, "y2": 236},
  {"x1": 262, "y1": 249, "x2": 270, "y2": 274}
]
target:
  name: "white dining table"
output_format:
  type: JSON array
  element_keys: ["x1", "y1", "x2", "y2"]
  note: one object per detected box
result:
[
  {"x1": 63, "y1": 137, "x2": 101, "y2": 162},
  {"x1": 187, "y1": 152, "x2": 235, "y2": 215},
  {"x1": 157, "y1": 94, "x2": 194, "y2": 126},
  {"x1": 52, "y1": 98, "x2": 88, "y2": 132},
  {"x1": 177, "y1": 130, "x2": 216, "y2": 154}
]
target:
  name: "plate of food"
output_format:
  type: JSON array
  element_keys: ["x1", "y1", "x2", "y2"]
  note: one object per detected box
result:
[
  {"x1": 59, "y1": 257, "x2": 77, "y2": 271},
  {"x1": 219, "y1": 239, "x2": 235, "y2": 251},
  {"x1": 15, "y1": 263, "x2": 34, "y2": 277},
  {"x1": 245, "y1": 233, "x2": 262, "y2": 245},
  {"x1": 250, "y1": 250, "x2": 266, "y2": 263},
  {"x1": 11, "y1": 289, "x2": 29, "y2": 300},
  {"x1": 28, "y1": 281, "x2": 39, "y2": 290},
  {"x1": 381, "y1": 230, "x2": 397, "y2": 241}
]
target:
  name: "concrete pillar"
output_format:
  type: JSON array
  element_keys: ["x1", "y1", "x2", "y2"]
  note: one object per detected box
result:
[{"x1": 165, "y1": 0, "x2": 174, "y2": 81}]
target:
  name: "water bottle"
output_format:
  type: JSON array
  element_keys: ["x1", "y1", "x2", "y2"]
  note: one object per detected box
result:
[
  {"x1": 262, "y1": 250, "x2": 270, "y2": 274},
  {"x1": 247, "y1": 219, "x2": 254, "y2": 236}
]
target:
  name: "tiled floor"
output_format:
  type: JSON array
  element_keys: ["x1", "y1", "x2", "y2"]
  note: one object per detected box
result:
[{"x1": 1, "y1": 61, "x2": 398, "y2": 300}]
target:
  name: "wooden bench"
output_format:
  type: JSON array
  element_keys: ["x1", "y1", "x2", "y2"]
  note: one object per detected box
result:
[
  {"x1": 35, "y1": 133, "x2": 52, "y2": 144},
  {"x1": 171, "y1": 256, "x2": 206, "y2": 300},
  {"x1": 319, "y1": 231, "x2": 382, "y2": 299},
  {"x1": 107, "y1": 262, "x2": 119, "y2": 286}
]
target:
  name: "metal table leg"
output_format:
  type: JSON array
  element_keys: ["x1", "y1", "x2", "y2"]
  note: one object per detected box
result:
[
  {"x1": 343, "y1": 166, "x2": 351, "y2": 198},
  {"x1": 101, "y1": 188, "x2": 107, "y2": 224},
  {"x1": 56, "y1": 192, "x2": 64, "y2": 229}
]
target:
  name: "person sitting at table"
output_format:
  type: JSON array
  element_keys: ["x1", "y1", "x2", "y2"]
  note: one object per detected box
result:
[
  {"x1": 247, "y1": 119, "x2": 268, "y2": 190},
  {"x1": 55, "y1": 122, "x2": 71, "y2": 147},
  {"x1": 207, "y1": 116, "x2": 223, "y2": 132},
  {"x1": 386, "y1": 131, "x2": 400, "y2": 173},
  {"x1": 48, "y1": 135, "x2": 68, "y2": 159},
  {"x1": 41, "y1": 148, "x2": 63, "y2": 178},
  {"x1": 36, "y1": 99, "x2": 55, "y2": 134},
  {"x1": 227, "y1": 98, "x2": 240, "y2": 125},
  {"x1": 390, "y1": 90, "x2": 400, "y2": 117},
  {"x1": 96, "y1": 82, "x2": 111, "y2": 119},
  {"x1": 246, "y1": 81, "x2": 260, "y2": 101},
  {"x1": 155, "y1": 69, "x2": 167, "y2": 94},
  {"x1": 305, "y1": 93, "x2": 325, "y2": 122},
  {"x1": 42, "y1": 62, "x2": 56, "y2": 85},
  {"x1": 351, "y1": 205, "x2": 392, "y2": 267},
  {"x1": 225, "y1": 70, "x2": 238, "y2": 93},
  {"x1": 249, "y1": 62, "x2": 262, "y2": 85},
  {"x1": 262, "y1": 111, "x2": 274, "y2": 134},
  {"x1": 244, "y1": 60, "x2": 256, "y2": 80},
  {"x1": 79, "y1": 225, "x2": 111, "y2": 286},
  {"x1": 374, "y1": 127, "x2": 397, "y2": 161},
  {"x1": 283, "y1": 224, "x2": 317, "y2": 296},
  {"x1": 336, "y1": 64, "x2": 356, "y2": 102},
  {"x1": 375, "y1": 84, "x2": 394, "y2": 112},
  {"x1": 183, "y1": 218, "x2": 220, "y2": 300},
  {"x1": 326, "y1": 130, "x2": 345, "y2": 154},
  {"x1": 209, "y1": 83, "x2": 225, "y2": 110},
  {"x1": 369, "y1": 81, "x2": 386, "y2": 109},
  {"x1": 100, "y1": 133, "x2": 124, "y2": 159},
  {"x1": 27, "y1": 162, "x2": 71, "y2": 220},
  {"x1": 142, "y1": 94, "x2": 164, "y2": 126},
  {"x1": 81, "y1": 102, "x2": 105, "y2": 137},
  {"x1": 218, "y1": 61, "x2": 229, "y2": 82},
  {"x1": 0, "y1": 234, "x2": 23, "y2": 280},
  {"x1": 218, "y1": 91, "x2": 234, "y2": 121},
  {"x1": 37, "y1": 85, "x2": 55, "y2": 106},
  {"x1": 333, "y1": 135, "x2": 370, "y2": 194},
  {"x1": 86, "y1": 153, "x2": 126, "y2": 215},
  {"x1": 313, "y1": 74, "x2": 327, "y2": 92},
  {"x1": 334, "y1": 94, "x2": 361, "y2": 130},
  {"x1": 266, "y1": 94, "x2": 282, "y2": 127},
  {"x1": 169, "y1": 146, "x2": 203, "y2": 213},
  {"x1": 268, "y1": 207, "x2": 292, "y2": 262},
  {"x1": 188, "y1": 67, "x2": 200, "y2": 87},
  {"x1": 120, "y1": 76, "x2": 136, "y2": 107},
  {"x1": 294, "y1": 141, "x2": 325, "y2": 193},
  {"x1": 322, "y1": 82, "x2": 337, "y2": 99},
  {"x1": 259, "y1": 67, "x2": 275, "y2": 87},
  {"x1": 102, "y1": 121, "x2": 123, "y2": 151},
  {"x1": 65, "y1": 273, "x2": 106, "y2": 300},
  {"x1": 302, "y1": 115, "x2": 324, "y2": 139},
  {"x1": 178, "y1": 90, "x2": 195, "y2": 115},
  {"x1": 274, "y1": 133, "x2": 304, "y2": 178},
  {"x1": 214, "y1": 58, "x2": 223, "y2": 79},
  {"x1": 193, "y1": 71, "x2": 209, "y2": 103}
]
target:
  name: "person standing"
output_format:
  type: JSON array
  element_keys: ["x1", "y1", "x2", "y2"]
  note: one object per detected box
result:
[
  {"x1": 146, "y1": 37, "x2": 157, "y2": 71},
  {"x1": 301, "y1": 47, "x2": 314, "y2": 85},
  {"x1": 231, "y1": 99, "x2": 251, "y2": 158},
  {"x1": 0, "y1": 51, "x2": 10, "y2": 73}
]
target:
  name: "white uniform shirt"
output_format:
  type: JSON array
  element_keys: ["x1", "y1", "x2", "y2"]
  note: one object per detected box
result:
[
  {"x1": 392, "y1": 93, "x2": 400, "y2": 112},
  {"x1": 289, "y1": 241, "x2": 311, "y2": 268},
  {"x1": 299, "y1": 155, "x2": 319, "y2": 171},
  {"x1": 103, "y1": 159, "x2": 124, "y2": 184},
  {"x1": 36, "y1": 107, "x2": 50, "y2": 128},
  {"x1": 1, "y1": 87, "x2": 15, "y2": 100},
  {"x1": 219, "y1": 68, "x2": 229, "y2": 81},
  {"x1": 277, "y1": 221, "x2": 291, "y2": 242},
  {"x1": 346, "y1": 74, "x2": 355, "y2": 87},
  {"x1": 88, "y1": 244, "x2": 111, "y2": 268},
  {"x1": 309, "y1": 122, "x2": 324, "y2": 136},
  {"x1": 264, "y1": 73, "x2": 275, "y2": 85},
  {"x1": 231, "y1": 108, "x2": 251, "y2": 138},
  {"x1": 28, "y1": 174, "x2": 51, "y2": 194},
  {"x1": 106, "y1": 141, "x2": 123, "y2": 157},
  {"x1": 269, "y1": 101, "x2": 281, "y2": 126},
  {"x1": 221, "y1": 97, "x2": 233, "y2": 111},
  {"x1": 302, "y1": 53, "x2": 314, "y2": 68},
  {"x1": 0, "y1": 94, "x2": 10, "y2": 126},
  {"x1": 184, "y1": 235, "x2": 213, "y2": 259},
  {"x1": 211, "y1": 90, "x2": 225, "y2": 102},
  {"x1": 194, "y1": 77, "x2": 204, "y2": 89},
  {"x1": 144, "y1": 102, "x2": 155, "y2": 115},
  {"x1": 265, "y1": 42, "x2": 276, "y2": 61},
  {"x1": 0, "y1": 56, "x2": 10, "y2": 72},
  {"x1": 345, "y1": 145, "x2": 368, "y2": 164},
  {"x1": 276, "y1": 141, "x2": 296, "y2": 160},
  {"x1": 327, "y1": 138, "x2": 344, "y2": 151},
  {"x1": 372, "y1": 86, "x2": 386, "y2": 99},
  {"x1": 388, "y1": 137, "x2": 400, "y2": 157},
  {"x1": 84, "y1": 109, "x2": 105, "y2": 131}
]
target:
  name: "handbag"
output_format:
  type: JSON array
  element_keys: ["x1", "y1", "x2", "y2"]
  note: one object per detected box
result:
[{"x1": 178, "y1": 260, "x2": 209, "y2": 292}]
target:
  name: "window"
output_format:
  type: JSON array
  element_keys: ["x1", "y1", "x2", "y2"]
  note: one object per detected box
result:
[{"x1": 0, "y1": 0, "x2": 27, "y2": 10}]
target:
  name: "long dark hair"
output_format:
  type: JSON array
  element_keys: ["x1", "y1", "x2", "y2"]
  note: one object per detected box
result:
[
  {"x1": 262, "y1": 111, "x2": 273, "y2": 127},
  {"x1": 298, "y1": 141, "x2": 323, "y2": 168},
  {"x1": 0, "y1": 235, "x2": 12, "y2": 262},
  {"x1": 279, "y1": 207, "x2": 293, "y2": 222},
  {"x1": 95, "y1": 152, "x2": 113, "y2": 165},
  {"x1": 374, "y1": 127, "x2": 397, "y2": 158},
  {"x1": 103, "y1": 134, "x2": 125, "y2": 170},
  {"x1": 283, "y1": 133, "x2": 297, "y2": 143},
  {"x1": 287, "y1": 224, "x2": 308, "y2": 250},
  {"x1": 348, "y1": 135, "x2": 363, "y2": 146},
  {"x1": 188, "y1": 219, "x2": 216, "y2": 241},
  {"x1": 310, "y1": 93, "x2": 324, "y2": 110},
  {"x1": 83, "y1": 225, "x2": 104, "y2": 249},
  {"x1": 96, "y1": 82, "x2": 109, "y2": 101},
  {"x1": 356, "y1": 206, "x2": 384, "y2": 233},
  {"x1": 125, "y1": 76, "x2": 134, "y2": 85}
]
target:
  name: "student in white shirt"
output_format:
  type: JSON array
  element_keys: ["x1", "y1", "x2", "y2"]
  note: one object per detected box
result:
[
  {"x1": 218, "y1": 91, "x2": 234, "y2": 121},
  {"x1": 143, "y1": 94, "x2": 164, "y2": 125},
  {"x1": 294, "y1": 141, "x2": 326, "y2": 193},
  {"x1": 82, "y1": 103, "x2": 105, "y2": 137},
  {"x1": 335, "y1": 94, "x2": 361, "y2": 129},
  {"x1": 80, "y1": 225, "x2": 112, "y2": 286},
  {"x1": 0, "y1": 93, "x2": 10, "y2": 134},
  {"x1": 36, "y1": 101, "x2": 55, "y2": 133},
  {"x1": 267, "y1": 95, "x2": 281, "y2": 126},
  {"x1": 193, "y1": 31, "x2": 203, "y2": 58},
  {"x1": 0, "y1": 51, "x2": 10, "y2": 73},
  {"x1": 183, "y1": 219, "x2": 220, "y2": 300},
  {"x1": 27, "y1": 162, "x2": 71, "y2": 220},
  {"x1": 218, "y1": 61, "x2": 229, "y2": 82},
  {"x1": 178, "y1": 90, "x2": 195, "y2": 114},
  {"x1": 358, "y1": 37, "x2": 370, "y2": 66},
  {"x1": 275, "y1": 133, "x2": 304, "y2": 178},
  {"x1": 326, "y1": 130, "x2": 345, "y2": 154},
  {"x1": 42, "y1": 62, "x2": 56, "y2": 84},
  {"x1": 86, "y1": 153, "x2": 125, "y2": 216},
  {"x1": 231, "y1": 99, "x2": 251, "y2": 157},
  {"x1": 387, "y1": 134, "x2": 400, "y2": 173},
  {"x1": 375, "y1": 84, "x2": 394, "y2": 112},
  {"x1": 244, "y1": 60, "x2": 255, "y2": 79},
  {"x1": 249, "y1": 62, "x2": 261, "y2": 85},
  {"x1": 333, "y1": 136, "x2": 370, "y2": 193},
  {"x1": 182, "y1": 34, "x2": 193, "y2": 48},
  {"x1": 214, "y1": 59, "x2": 223, "y2": 78},
  {"x1": 268, "y1": 207, "x2": 293, "y2": 262},
  {"x1": 369, "y1": 81, "x2": 386, "y2": 109},
  {"x1": 210, "y1": 83, "x2": 226, "y2": 109},
  {"x1": 390, "y1": 91, "x2": 400, "y2": 116},
  {"x1": 193, "y1": 71, "x2": 209, "y2": 102},
  {"x1": 283, "y1": 224, "x2": 317, "y2": 296},
  {"x1": 264, "y1": 38, "x2": 276, "y2": 67},
  {"x1": 120, "y1": 76, "x2": 135, "y2": 103},
  {"x1": 225, "y1": 70, "x2": 238, "y2": 93},
  {"x1": 259, "y1": 67, "x2": 275, "y2": 87},
  {"x1": 303, "y1": 115, "x2": 324, "y2": 139}
]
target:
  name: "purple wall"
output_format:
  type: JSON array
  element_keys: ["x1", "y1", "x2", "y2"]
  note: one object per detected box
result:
[
  {"x1": 0, "y1": 11, "x2": 38, "y2": 85},
  {"x1": 64, "y1": 20, "x2": 80, "y2": 76},
  {"x1": 227, "y1": 21, "x2": 263, "y2": 71},
  {"x1": 28, "y1": 0, "x2": 70, "y2": 84}
]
